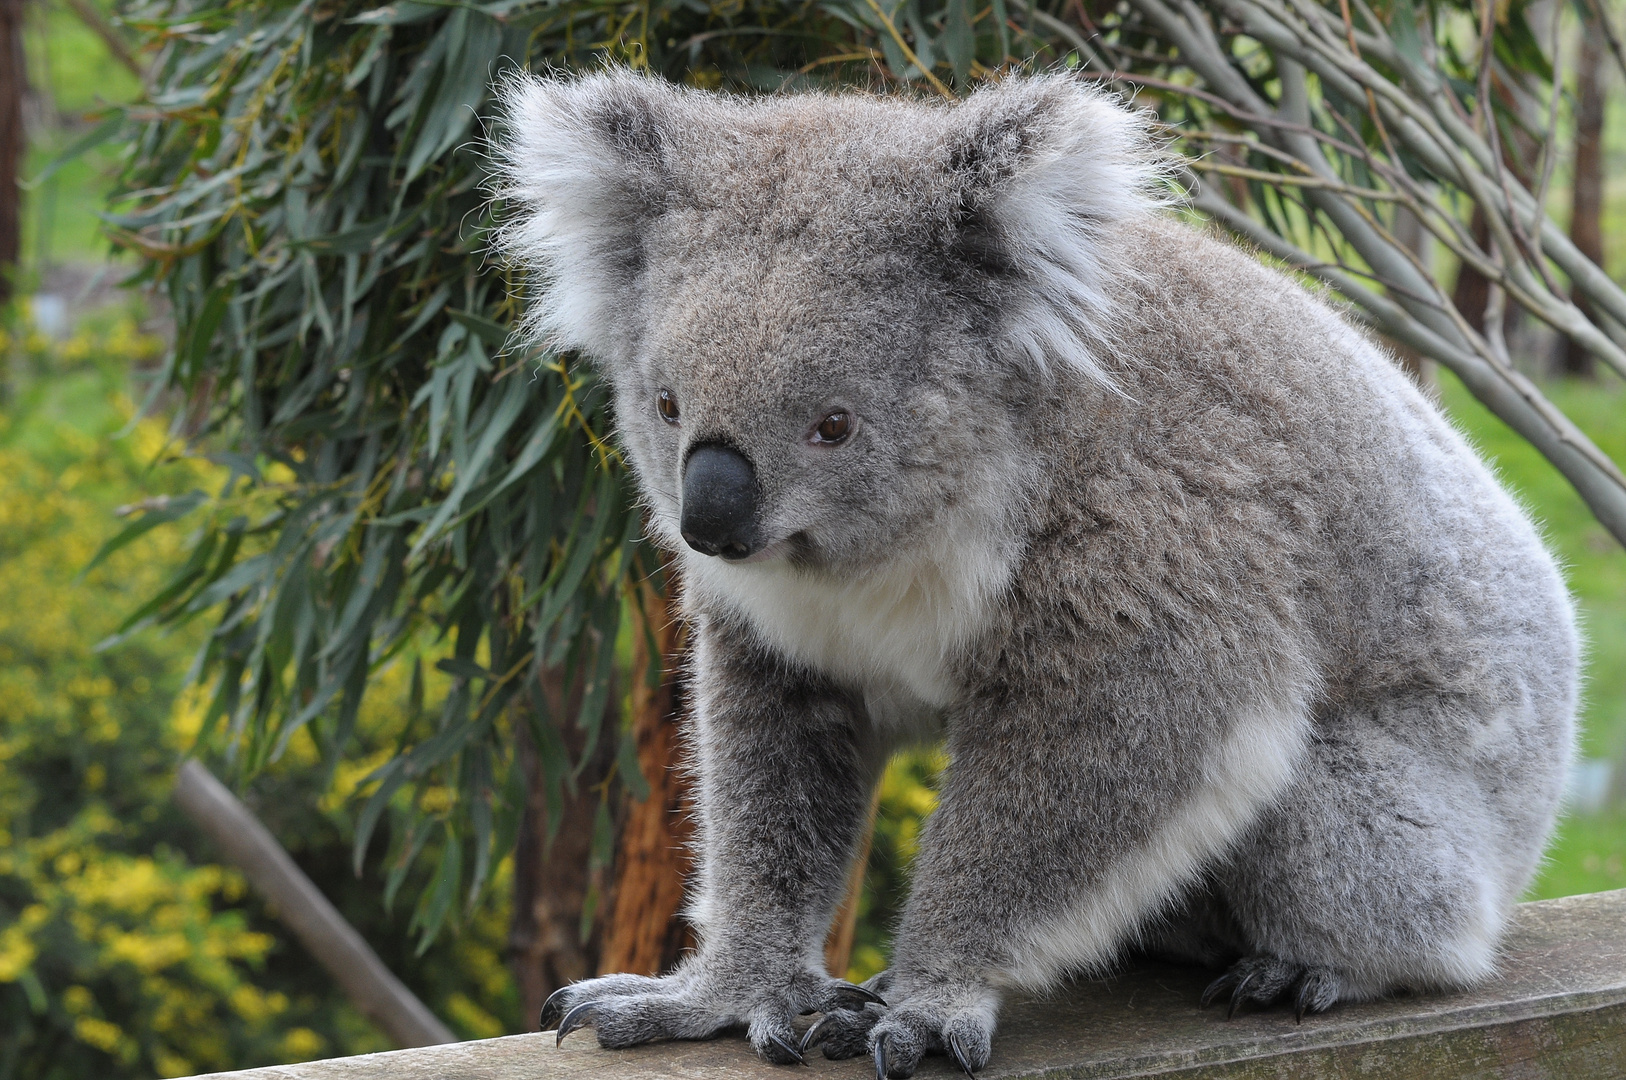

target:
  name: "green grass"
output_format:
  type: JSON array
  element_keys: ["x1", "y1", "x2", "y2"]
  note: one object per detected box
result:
[{"x1": 1530, "y1": 805, "x2": 1626, "y2": 899}]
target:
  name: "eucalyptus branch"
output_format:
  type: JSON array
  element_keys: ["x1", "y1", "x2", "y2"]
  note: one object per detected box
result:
[
  {"x1": 1129, "y1": 0, "x2": 1626, "y2": 373},
  {"x1": 1189, "y1": 182, "x2": 1626, "y2": 545}
]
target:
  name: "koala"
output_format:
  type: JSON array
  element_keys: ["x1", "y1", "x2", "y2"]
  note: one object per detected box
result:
[{"x1": 493, "y1": 70, "x2": 1579, "y2": 1078}]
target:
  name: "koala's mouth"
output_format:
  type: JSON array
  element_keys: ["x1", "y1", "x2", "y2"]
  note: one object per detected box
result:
[{"x1": 725, "y1": 532, "x2": 804, "y2": 565}]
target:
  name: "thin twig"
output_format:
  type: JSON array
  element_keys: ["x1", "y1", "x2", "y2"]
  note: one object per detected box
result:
[
  {"x1": 859, "y1": 0, "x2": 955, "y2": 99},
  {"x1": 1529, "y1": 0, "x2": 1565, "y2": 239},
  {"x1": 58, "y1": 0, "x2": 145, "y2": 79},
  {"x1": 1188, "y1": 158, "x2": 1403, "y2": 198},
  {"x1": 1582, "y1": 0, "x2": 1626, "y2": 83}
]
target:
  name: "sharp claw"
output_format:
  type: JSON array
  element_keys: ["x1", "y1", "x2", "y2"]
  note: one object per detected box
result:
[
  {"x1": 800, "y1": 1014, "x2": 834, "y2": 1054},
  {"x1": 767, "y1": 1031, "x2": 808, "y2": 1066},
  {"x1": 539, "y1": 985, "x2": 571, "y2": 1031},
  {"x1": 1200, "y1": 973, "x2": 1234, "y2": 1009},
  {"x1": 947, "y1": 1031, "x2": 977, "y2": 1077},
  {"x1": 1227, "y1": 971, "x2": 1259, "y2": 1021},
  {"x1": 832, "y1": 981, "x2": 888, "y2": 1009},
  {"x1": 874, "y1": 1033, "x2": 890, "y2": 1080},
  {"x1": 556, "y1": 1001, "x2": 597, "y2": 1047},
  {"x1": 1294, "y1": 978, "x2": 1321, "y2": 1023}
]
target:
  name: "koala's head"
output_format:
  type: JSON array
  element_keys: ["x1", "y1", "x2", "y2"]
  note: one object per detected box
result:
[{"x1": 493, "y1": 71, "x2": 1163, "y2": 574}]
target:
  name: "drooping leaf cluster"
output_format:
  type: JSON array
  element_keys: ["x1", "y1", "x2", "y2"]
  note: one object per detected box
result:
[{"x1": 107, "y1": 0, "x2": 1625, "y2": 943}]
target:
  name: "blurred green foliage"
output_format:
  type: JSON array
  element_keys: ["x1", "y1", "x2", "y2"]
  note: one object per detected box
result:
[
  {"x1": 1535, "y1": 806, "x2": 1626, "y2": 898},
  {"x1": 0, "y1": 320, "x2": 517, "y2": 1078}
]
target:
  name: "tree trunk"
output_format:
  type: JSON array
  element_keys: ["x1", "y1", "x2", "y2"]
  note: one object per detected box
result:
[
  {"x1": 597, "y1": 580, "x2": 696, "y2": 978},
  {"x1": 1452, "y1": 206, "x2": 1494, "y2": 336},
  {"x1": 1564, "y1": 17, "x2": 1607, "y2": 378},
  {"x1": 1452, "y1": 76, "x2": 1540, "y2": 348},
  {"x1": 0, "y1": 0, "x2": 24, "y2": 306}
]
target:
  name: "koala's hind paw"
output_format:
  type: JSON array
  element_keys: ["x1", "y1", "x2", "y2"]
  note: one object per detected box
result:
[{"x1": 1201, "y1": 955, "x2": 1343, "y2": 1021}]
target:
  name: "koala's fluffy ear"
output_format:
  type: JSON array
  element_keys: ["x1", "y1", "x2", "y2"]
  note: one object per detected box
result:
[
  {"x1": 945, "y1": 77, "x2": 1171, "y2": 383},
  {"x1": 492, "y1": 70, "x2": 682, "y2": 357}
]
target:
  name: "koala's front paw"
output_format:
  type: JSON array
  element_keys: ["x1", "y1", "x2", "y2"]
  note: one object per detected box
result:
[
  {"x1": 804, "y1": 978, "x2": 995, "y2": 1078},
  {"x1": 544, "y1": 968, "x2": 883, "y2": 1065}
]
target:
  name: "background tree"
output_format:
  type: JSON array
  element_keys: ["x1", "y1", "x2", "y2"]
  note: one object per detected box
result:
[
  {"x1": 0, "y1": 0, "x2": 24, "y2": 305},
  {"x1": 100, "y1": 0, "x2": 1626, "y2": 1029},
  {"x1": 1564, "y1": 0, "x2": 1614, "y2": 377}
]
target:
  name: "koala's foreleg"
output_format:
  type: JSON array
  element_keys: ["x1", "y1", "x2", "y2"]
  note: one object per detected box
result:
[
  {"x1": 809, "y1": 646, "x2": 1315, "y2": 1078},
  {"x1": 543, "y1": 617, "x2": 885, "y2": 1063}
]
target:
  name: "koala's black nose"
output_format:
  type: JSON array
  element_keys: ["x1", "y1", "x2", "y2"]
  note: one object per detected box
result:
[{"x1": 681, "y1": 444, "x2": 760, "y2": 561}]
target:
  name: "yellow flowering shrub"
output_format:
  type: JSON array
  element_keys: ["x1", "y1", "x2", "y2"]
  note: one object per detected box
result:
[{"x1": 0, "y1": 316, "x2": 518, "y2": 1078}]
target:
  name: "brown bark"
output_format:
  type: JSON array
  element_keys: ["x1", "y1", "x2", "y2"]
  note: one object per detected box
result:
[
  {"x1": 509, "y1": 668, "x2": 617, "y2": 1031},
  {"x1": 1451, "y1": 206, "x2": 1492, "y2": 338},
  {"x1": 0, "y1": 0, "x2": 24, "y2": 306},
  {"x1": 598, "y1": 580, "x2": 695, "y2": 978},
  {"x1": 1564, "y1": 20, "x2": 1608, "y2": 378},
  {"x1": 1451, "y1": 77, "x2": 1538, "y2": 344}
]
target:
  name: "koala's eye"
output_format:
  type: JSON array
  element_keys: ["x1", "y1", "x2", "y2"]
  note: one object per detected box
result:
[
  {"x1": 657, "y1": 389, "x2": 680, "y2": 426},
  {"x1": 813, "y1": 411, "x2": 852, "y2": 444}
]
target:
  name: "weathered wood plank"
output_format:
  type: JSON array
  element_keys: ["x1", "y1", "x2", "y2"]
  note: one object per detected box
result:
[{"x1": 183, "y1": 888, "x2": 1626, "y2": 1080}]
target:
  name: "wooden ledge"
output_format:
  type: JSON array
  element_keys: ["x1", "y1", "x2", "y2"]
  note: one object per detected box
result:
[{"x1": 186, "y1": 888, "x2": 1626, "y2": 1079}]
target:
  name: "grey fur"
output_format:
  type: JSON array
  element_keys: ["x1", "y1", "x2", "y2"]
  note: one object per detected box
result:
[{"x1": 493, "y1": 71, "x2": 1579, "y2": 1077}]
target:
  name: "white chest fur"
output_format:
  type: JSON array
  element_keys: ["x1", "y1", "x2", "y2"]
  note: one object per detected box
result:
[{"x1": 683, "y1": 509, "x2": 1019, "y2": 721}]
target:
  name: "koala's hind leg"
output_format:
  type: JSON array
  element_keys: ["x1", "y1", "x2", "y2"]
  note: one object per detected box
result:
[
  {"x1": 1212, "y1": 699, "x2": 1566, "y2": 1017},
  {"x1": 1137, "y1": 881, "x2": 1246, "y2": 969}
]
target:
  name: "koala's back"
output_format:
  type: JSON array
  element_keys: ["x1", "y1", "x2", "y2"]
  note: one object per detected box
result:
[
  {"x1": 1012, "y1": 215, "x2": 1573, "y2": 725},
  {"x1": 1081, "y1": 218, "x2": 1574, "y2": 701}
]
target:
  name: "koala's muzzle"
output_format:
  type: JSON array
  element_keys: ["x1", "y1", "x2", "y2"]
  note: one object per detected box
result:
[{"x1": 681, "y1": 444, "x2": 761, "y2": 560}]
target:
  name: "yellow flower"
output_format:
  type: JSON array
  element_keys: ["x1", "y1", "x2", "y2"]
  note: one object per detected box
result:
[
  {"x1": 153, "y1": 1048, "x2": 195, "y2": 1078},
  {"x1": 418, "y1": 785, "x2": 457, "y2": 815},
  {"x1": 279, "y1": 1027, "x2": 325, "y2": 1061},
  {"x1": 63, "y1": 984, "x2": 96, "y2": 1015},
  {"x1": 0, "y1": 925, "x2": 38, "y2": 981},
  {"x1": 73, "y1": 1015, "x2": 126, "y2": 1054},
  {"x1": 445, "y1": 993, "x2": 504, "y2": 1040}
]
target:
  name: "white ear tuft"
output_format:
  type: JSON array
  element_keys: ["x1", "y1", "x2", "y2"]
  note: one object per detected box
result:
[
  {"x1": 490, "y1": 69, "x2": 683, "y2": 358},
  {"x1": 950, "y1": 76, "x2": 1174, "y2": 385}
]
